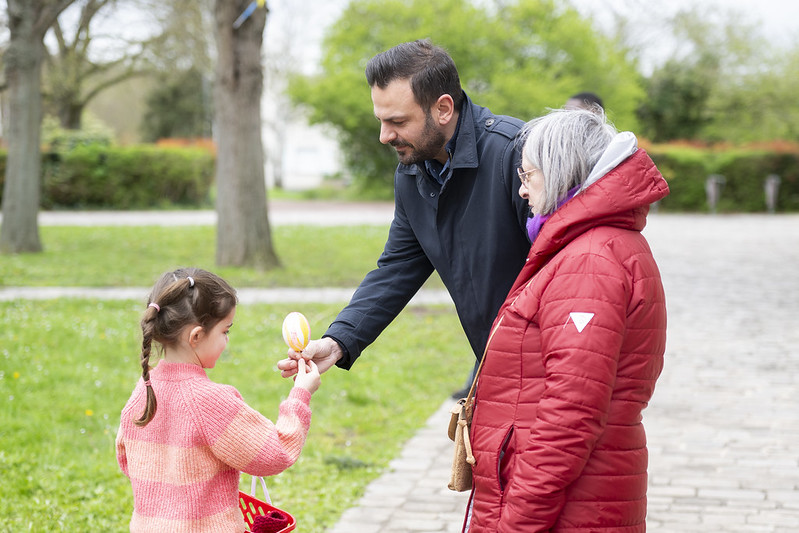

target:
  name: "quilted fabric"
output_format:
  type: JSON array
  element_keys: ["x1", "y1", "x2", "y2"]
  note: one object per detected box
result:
[{"x1": 466, "y1": 149, "x2": 669, "y2": 532}]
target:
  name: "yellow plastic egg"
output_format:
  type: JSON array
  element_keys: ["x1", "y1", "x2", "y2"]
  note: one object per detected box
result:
[{"x1": 282, "y1": 312, "x2": 311, "y2": 352}]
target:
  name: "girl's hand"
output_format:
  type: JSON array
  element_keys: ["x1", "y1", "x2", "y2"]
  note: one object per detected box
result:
[
  {"x1": 293, "y1": 358, "x2": 321, "y2": 395},
  {"x1": 277, "y1": 338, "x2": 343, "y2": 378}
]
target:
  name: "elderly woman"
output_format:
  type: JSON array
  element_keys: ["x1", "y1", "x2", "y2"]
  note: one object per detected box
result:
[{"x1": 464, "y1": 109, "x2": 669, "y2": 532}]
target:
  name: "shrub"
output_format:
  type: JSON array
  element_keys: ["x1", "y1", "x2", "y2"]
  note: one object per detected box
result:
[
  {"x1": 2, "y1": 141, "x2": 799, "y2": 212},
  {"x1": 0, "y1": 145, "x2": 215, "y2": 209},
  {"x1": 714, "y1": 150, "x2": 799, "y2": 212},
  {"x1": 647, "y1": 147, "x2": 713, "y2": 212},
  {"x1": 646, "y1": 144, "x2": 799, "y2": 213},
  {"x1": 41, "y1": 114, "x2": 114, "y2": 151}
]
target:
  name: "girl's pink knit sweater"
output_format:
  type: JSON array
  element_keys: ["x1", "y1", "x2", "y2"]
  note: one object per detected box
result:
[{"x1": 116, "y1": 361, "x2": 312, "y2": 532}]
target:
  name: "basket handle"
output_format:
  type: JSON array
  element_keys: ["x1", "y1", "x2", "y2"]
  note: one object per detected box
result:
[{"x1": 249, "y1": 475, "x2": 272, "y2": 504}]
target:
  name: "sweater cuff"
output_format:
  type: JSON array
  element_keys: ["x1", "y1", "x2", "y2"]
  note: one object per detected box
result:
[{"x1": 288, "y1": 386, "x2": 312, "y2": 406}]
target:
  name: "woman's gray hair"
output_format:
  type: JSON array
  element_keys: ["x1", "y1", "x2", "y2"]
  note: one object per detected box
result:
[{"x1": 519, "y1": 108, "x2": 617, "y2": 215}]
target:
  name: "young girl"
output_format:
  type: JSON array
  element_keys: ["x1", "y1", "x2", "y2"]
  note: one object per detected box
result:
[{"x1": 116, "y1": 268, "x2": 320, "y2": 532}]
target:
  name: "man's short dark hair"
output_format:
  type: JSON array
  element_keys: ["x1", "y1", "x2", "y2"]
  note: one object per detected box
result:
[
  {"x1": 569, "y1": 92, "x2": 604, "y2": 110},
  {"x1": 365, "y1": 39, "x2": 465, "y2": 112}
]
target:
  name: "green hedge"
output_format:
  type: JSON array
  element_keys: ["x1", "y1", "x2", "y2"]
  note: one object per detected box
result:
[
  {"x1": 712, "y1": 151, "x2": 799, "y2": 213},
  {"x1": 647, "y1": 148, "x2": 714, "y2": 212},
  {"x1": 646, "y1": 146, "x2": 799, "y2": 213},
  {"x1": 0, "y1": 145, "x2": 215, "y2": 209},
  {"x1": 1, "y1": 143, "x2": 798, "y2": 212}
]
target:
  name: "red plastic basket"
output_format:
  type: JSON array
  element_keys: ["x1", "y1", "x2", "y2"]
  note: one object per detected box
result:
[{"x1": 238, "y1": 490, "x2": 296, "y2": 532}]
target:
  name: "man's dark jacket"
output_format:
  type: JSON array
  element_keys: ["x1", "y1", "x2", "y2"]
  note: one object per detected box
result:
[{"x1": 326, "y1": 93, "x2": 531, "y2": 368}]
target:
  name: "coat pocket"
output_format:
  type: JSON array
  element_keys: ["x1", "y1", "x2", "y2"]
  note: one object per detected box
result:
[{"x1": 498, "y1": 425, "x2": 515, "y2": 494}]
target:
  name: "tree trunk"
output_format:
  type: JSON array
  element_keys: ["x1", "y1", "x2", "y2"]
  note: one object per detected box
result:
[
  {"x1": 1, "y1": 2, "x2": 48, "y2": 253},
  {"x1": 58, "y1": 99, "x2": 83, "y2": 130},
  {"x1": 213, "y1": 0, "x2": 279, "y2": 269}
]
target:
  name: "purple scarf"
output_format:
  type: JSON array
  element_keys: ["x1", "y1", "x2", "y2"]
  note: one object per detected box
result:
[{"x1": 526, "y1": 186, "x2": 580, "y2": 242}]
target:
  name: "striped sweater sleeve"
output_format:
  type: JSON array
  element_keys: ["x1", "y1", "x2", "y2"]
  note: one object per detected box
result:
[
  {"x1": 189, "y1": 384, "x2": 312, "y2": 477},
  {"x1": 115, "y1": 424, "x2": 128, "y2": 477}
]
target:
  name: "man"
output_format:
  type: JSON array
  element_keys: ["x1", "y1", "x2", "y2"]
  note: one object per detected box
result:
[
  {"x1": 565, "y1": 91, "x2": 604, "y2": 112},
  {"x1": 278, "y1": 40, "x2": 530, "y2": 381}
]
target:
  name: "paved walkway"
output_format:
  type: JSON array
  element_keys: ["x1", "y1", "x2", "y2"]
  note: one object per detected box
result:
[
  {"x1": 325, "y1": 213, "x2": 799, "y2": 533},
  {"x1": 5, "y1": 206, "x2": 799, "y2": 532},
  {"x1": 639, "y1": 214, "x2": 799, "y2": 533}
]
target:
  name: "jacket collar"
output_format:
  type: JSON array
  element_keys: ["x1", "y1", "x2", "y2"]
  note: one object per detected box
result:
[{"x1": 448, "y1": 92, "x2": 479, "y2": 170}]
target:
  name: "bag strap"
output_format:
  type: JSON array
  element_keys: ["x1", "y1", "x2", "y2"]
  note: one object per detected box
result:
[
  {"x1": 249, "y1": 475, "x2": 271, "y2": 504},
  {"x1": 459, "y1": 410, "x2": 476, "y2": 465},
  {"x1": 465, "y1": 274, "x2": 537, "y2": 404},
  {"x1": 463, "y1": 315, "x2": 502, "y2": 404}
]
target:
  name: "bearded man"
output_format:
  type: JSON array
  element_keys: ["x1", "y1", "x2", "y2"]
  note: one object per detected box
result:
[{"x1": 279, "y1": 40, "x2": 531, "y2": 389}]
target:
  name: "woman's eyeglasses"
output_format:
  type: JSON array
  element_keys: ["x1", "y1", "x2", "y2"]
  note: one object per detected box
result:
[{"x1": 517, "y1": 167, "x2": 539, "y2": 185}]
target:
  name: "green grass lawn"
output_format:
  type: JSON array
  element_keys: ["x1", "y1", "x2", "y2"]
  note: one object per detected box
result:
[
  {"x1": 0, "y1": 225, "x2": 397, "y2": 288},
  {"x1": 0, "y1": 224, "x2": 464, "y2": 531},
  {"x1": 0, "y1": 299, "x2": 470, "y2": 531}
]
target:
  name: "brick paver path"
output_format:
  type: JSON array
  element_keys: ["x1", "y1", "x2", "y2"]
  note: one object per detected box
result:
[{"x1": 327, "y1": 214, "x2": 799, "y2": 533}]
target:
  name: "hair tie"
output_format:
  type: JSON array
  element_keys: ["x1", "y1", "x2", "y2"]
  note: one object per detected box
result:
[
  {"x1": 148, "y1": 302, "x2": 160, "y2": 312},
  {"x1": 144, "y1": 379, "x2": 152, "y2": 387},
  {"x1": 187, "y1": 276, "x2": 195, "y2": 288}
]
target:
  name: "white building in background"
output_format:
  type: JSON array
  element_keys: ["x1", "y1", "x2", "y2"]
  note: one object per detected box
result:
[
  {"x1": 261, "y1": 93, "x2": 344, "y2": 191},
  {"x1": 270, "y1": 121, "x2": 343, "y2": 191},
  {"x1": 261, "y1": 0, "x2": 348, "y2": 192}
]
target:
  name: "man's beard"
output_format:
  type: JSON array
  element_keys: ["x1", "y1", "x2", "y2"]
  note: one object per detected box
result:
[{"x1": 391, "y1": 113, "x2": 446, "y2": 166}]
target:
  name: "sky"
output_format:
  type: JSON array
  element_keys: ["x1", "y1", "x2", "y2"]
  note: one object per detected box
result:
[
  {"x1": 573, "y1": 0, "x2": 799, "y2": 44},
  {"x1": 571, "y1": 0, "x2": 799, "y2": 71},
  {"x1": 690, "y1": 0, "x2": 799, "y2": 44}
]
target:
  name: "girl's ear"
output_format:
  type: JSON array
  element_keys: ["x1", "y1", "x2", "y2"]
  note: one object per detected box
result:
[{"x1": 188, "y1": 325, "x2": 204, "y2": 347}]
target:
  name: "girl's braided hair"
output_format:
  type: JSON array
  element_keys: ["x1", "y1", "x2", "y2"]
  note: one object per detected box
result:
[{"x1": 135, "y1": 267, "x2": 237, "y2": 426}]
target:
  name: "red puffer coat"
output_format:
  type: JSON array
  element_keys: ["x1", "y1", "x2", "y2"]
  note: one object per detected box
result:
[{"x1": 466, "y1": 149, "x2": 669, "y2": 532}]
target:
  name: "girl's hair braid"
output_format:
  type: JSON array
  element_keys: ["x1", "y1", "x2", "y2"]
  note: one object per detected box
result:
[
  {"x1": 134, "y1": 305, "x2": 159, "y2": 426},
  {"x1": 134, "y1": 267, "x2": 237, "y2": 426}
]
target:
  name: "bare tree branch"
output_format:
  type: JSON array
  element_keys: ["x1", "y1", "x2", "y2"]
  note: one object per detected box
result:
[{"x1": 32, "y1": 0, "x2": 74, "y2": 37}]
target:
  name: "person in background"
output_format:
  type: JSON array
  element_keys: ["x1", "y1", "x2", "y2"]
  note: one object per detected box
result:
[
  {"x1": 278, "y1": 40, "x2": 531, "y2": 398},
  {"x1": 465, "y1": 108, "x2": 668, "y2": 532},
  {"x1": 116, "y1": 267, "x2": 320, "y2": 532},
  {"x1": 565, "y1": 91, "x2": 604, "y2": 112}
]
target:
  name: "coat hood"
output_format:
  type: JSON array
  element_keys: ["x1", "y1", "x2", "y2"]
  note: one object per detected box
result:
[
  {"x1": 580, "y1": 131, "x2": 638, "y2": 191},
  {"x1": 512, "y1": 145, "x2": 669, "y2": 293}
]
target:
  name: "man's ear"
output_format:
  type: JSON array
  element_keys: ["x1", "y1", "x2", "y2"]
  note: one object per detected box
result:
[
  {"x1": 433, "y1": 93, "x2": 455, "y2": 125},
  {"x1": 188, "y1": 325, "x2": 204, "y2": 347}
]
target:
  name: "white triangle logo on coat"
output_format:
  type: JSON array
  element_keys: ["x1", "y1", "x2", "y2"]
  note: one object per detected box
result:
[{"x1": 568, "y1": 312, "x2": 594, "y2": 333}]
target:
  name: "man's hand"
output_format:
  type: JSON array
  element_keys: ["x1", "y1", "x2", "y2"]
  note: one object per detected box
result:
[{"x1": 277, "y1": 337, "x2": 343, "y2": 378}]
